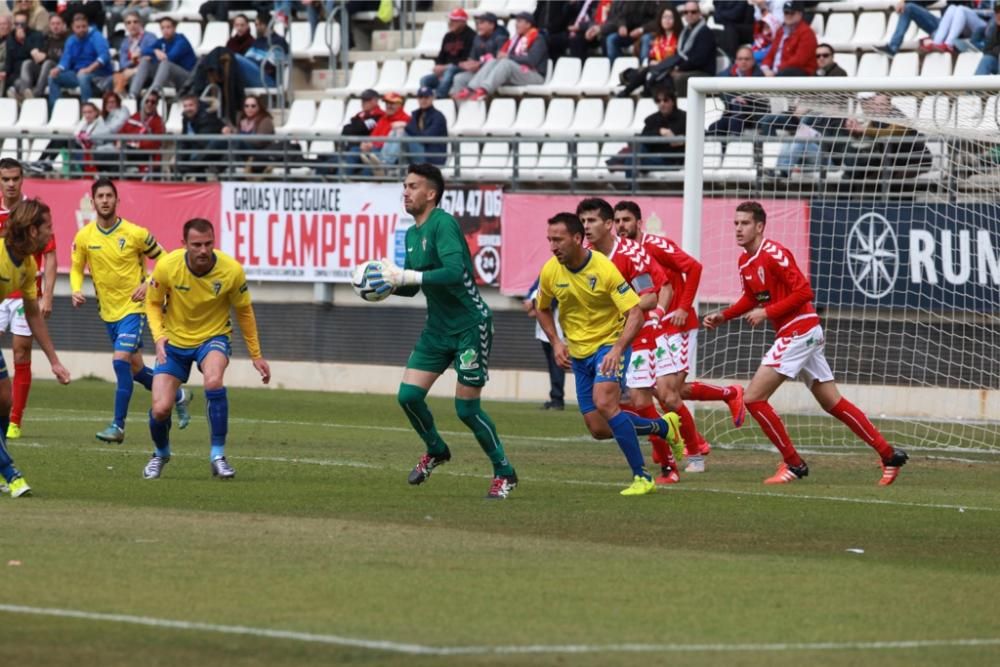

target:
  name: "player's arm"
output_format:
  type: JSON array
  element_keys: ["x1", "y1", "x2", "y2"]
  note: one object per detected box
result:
[
  {"x1": 599, "y1": 269, "x2": 643, "y2": 376},
  {"x1": 667, "y1": 249, "x2": 703, "y2": 327},
  {"x1": 70, "y1": 232, "x2": 88, "y2": 307},
  {"x1": 132, "y1": 228, "x2": 166, "y2": 302},
  {"x1": 41, "y1": 247, "x2": 57, "y2": 318},
  {"x1": 230, "y1": 270, "x2": 271, "y2": 384},
  {"x1": 763, "y1": 254, "x2": 814, "y2": 321},
  {"x1": 371, "y1": 220, "x2": 466, "y2": 292},
  {"x1": 535, "y1": 267, "x2": 569, "y2": 368},
  {"x1": 145, "y1": 264, "x2": 169, "y2": 364},
  {"x1": 22, "y1": 298, "x2": 70, "y2": 384}
]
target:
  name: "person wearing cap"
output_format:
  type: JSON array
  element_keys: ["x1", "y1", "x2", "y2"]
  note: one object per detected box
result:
[
  {"x1": 447, "y1": 10, "x2": 509, "y2": 97},
  {"x1": 761, "y1": 1, "x2": 817, "y2": 77},
  {"x1": 420, "y1": 7, "x2": 476, "y2": 100},
  {"x1": 344, "y1": 91, "x2": 410, "y2": 176},
  {"x1": 453, "y1": 11, "x2": 547, "y2": 103},
  {"x1": 398, "y1": 86, "x2": 448, "y2": 167}
]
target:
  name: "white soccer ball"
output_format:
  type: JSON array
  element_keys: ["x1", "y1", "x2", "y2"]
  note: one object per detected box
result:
[{"x1": 352, "y1": 260, "x2": 392, "y2": 302}]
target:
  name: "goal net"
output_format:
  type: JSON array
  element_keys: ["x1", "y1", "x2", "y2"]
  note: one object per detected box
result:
[{"x1": 681, "y1": 76, "x2": 1000, "y2": 457}]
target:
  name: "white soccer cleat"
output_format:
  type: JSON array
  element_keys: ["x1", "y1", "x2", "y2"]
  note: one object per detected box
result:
[{"x1": 684, "y1": 454, "x2": 706, "y2": 473}]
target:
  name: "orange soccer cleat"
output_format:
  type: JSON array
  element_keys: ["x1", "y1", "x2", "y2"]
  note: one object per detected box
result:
[{"x1": 763, "y1": 462, "x2": 809, "y2": 485}]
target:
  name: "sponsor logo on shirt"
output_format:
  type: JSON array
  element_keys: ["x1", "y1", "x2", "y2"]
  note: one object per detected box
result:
[
  {"x1": 616, "y1": 281, "x2": 629, "y2": 294},
  {"x1": 755, "y1": 290, "x2": 771, "y2": 303}
]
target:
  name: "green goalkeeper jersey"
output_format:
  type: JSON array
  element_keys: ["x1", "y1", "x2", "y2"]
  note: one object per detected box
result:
[{"x1": 402, "y1": 208, "x2": 490, "y2": 334}]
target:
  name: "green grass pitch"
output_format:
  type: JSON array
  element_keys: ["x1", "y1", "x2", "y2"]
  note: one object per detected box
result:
[{"x1": 4, "y1": 378, "x2": 1000, "y2": 666}]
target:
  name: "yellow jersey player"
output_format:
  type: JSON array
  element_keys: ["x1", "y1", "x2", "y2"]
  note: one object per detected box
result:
[
  {"x1": 70, "y1": 178, "x2": 193, "y2": 444},
  {"x1": 142, "y1": 218, "x2": 271, "y2": 481},
  {"x1": 0, "y1": 199, "x2": 71, "y2": 498},
  {"x1": 535, "y1": 212, "x2": 671, "y2": 496}
]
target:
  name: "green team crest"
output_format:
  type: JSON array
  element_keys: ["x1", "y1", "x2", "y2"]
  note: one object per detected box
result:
[
  {"x1": 459, "y1": 348, "x2": 479, "y2": 370},
  {"x1": 655, "y1": 346, "x2": 667, "y2": 359},
  {"x1": 631, "y1": 355, "x2": 643, "y2": 370}
]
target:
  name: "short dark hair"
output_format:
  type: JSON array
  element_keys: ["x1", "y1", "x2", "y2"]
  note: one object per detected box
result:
[
  {"x1": 0, "y1": 157, "x2": 23, "y2": 175},
  {"x1": 183, "y1": 218, "x2": 215, "y2": 240},
  {"x1": 232, "y1": 13, "x2": 250, "y2": 24},
  {"x1": 652, "y1": 87, "x2": 676, "y2": 104},
  {"x1": 407, "y1": 163, "x2": 445, "y2": 205},
  {"x1": 91, "y1": 177, "x2": 117, "y2": 199},
  {"x1": 257, "y1": 10, "x2": 272, "y2": 24},
  {"x1": 736, "y1": 200, "x2": 766, "y2": 225},
  {"x1": 548, "y1": 212, "x2": 584, "y2": 238},
  {"x1": 817, "y1": 43, "x2": 835, "y2": 54},
  {"x1": 159, "y1": 16, "x2": 178, "y2": 27},
  {"x1": 614, "y1": 200, "x2": 642, "y2": 220},
  {"x1": 71, "y1": 12, "x2": 88, "y2": 23},
  {"x1": 576, "y1": 197, "x2": 614, "y2": 221}
]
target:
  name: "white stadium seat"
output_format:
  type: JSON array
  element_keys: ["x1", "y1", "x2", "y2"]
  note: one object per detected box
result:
[
  {"x1": 602, "y1": 57, "x2": 638, "y2": 96},
  {"x1": 327, "y1": 60, "x2": 379, "y2": 97},
  {"x1": 373, "y1": 59, "x2": 408, "y2": 93},
  {"x1": 290, "y1": 22, "x2": 314, "y2": 58},
  {"x1": 510, "y1": 97, "x2": 545, "y2": 135},
  {"x1": 822, "y1": 14, "x2": 856, "y2": 51},
  {"x1": 918, "y1": 95, "x2": 950, "y2": 126},
  {"x1": 953, "y1": 51, "x2": 980, "y2": 79},
  {"x1": 482, "y1": 98, "x2": 517, "y2": 136},
  {"x1": 434, "y1": 98, "x2": 457, "y2": 129},
  {"x1": 527, "y1": 141, "x2": 570, "y2": 181},
  {"x1": 569, "y1": 98, "x2": 604, "y2": 136},
  {"x1": 527, "y1": 97, "x2": 574, "y2": 137},
  {"x1": 856, "y1": 53, "x2": 888, "y2": 78},
  {"x1": 471, "y1": 141, "x2": 510, "y2": 180},
  {"x1": 0, "y1": 99, "x2": 17, "y2": 128},
  {"x1": 888, "y1": 51, "x2": 919, "y2": 78},
  {"x1": 16, "y1": 98, "x2": 47, "y2": 131},
  {"x1": 630, "y1": 98, "x2": 656, "y2": 132},
  {"x1": 920, "y1": 52, "x2": 952, "y2": 78},
  {"x1": 48, "y1": 99, "x2": 80, "y2": 133},
  {"x1": 401, "y1": 59, "x2": 433, "y2": 95},
  {"x1": 312, "y1": 98, "x2": 346, "y2": 135},
  {"x1": 444, "y1": 141, "x2": 480, "y2": 179},
  {"x1": 599, "y1": 97, "x2": 634, "y2": 136},
  {"x1": 177, "y1": 22, "x2": 203, "y2": 51},
  {"x1": 308, "y1": 21, "x2": 341, "y2": 59},
  {"x1": 198, "y1": 21, "x2": 230, "y2": 55},
  {"x1": 399, "y1": 21, "x2": 447, "y2": 58},
  {"x1": 852, "y1": 12, "x2": 886, "y2": 49},
  {"x1": 954, "y1": 95, "x2": 983, "y2": 128},
  {"x1": 277, "y1": 99, "x2": 317, "y2": 134},
  {"x1": 575, "y1": 57, "x2": 611, "y2": 97},
  {"x1": 165, "y1": 102, "x2": 184, "y2": 133},
  {"x1": 451, "y1": 100, "x2": 488, "y2": 135},
  {"x1": 531, "y1": 56, "x2": 581, "y2": 96},
  {"x1": 836, "y1": 53, "x2": 857, "y2": 77}
]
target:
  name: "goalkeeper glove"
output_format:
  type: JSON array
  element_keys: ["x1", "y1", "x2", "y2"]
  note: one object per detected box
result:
[{"x1": 367, "y1": 258, "x2": 422, "y2": 294}]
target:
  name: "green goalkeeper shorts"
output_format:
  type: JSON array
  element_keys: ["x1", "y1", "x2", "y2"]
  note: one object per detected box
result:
[{"x1": 406, "y1": 318, "x2": 493, "y2": 387}]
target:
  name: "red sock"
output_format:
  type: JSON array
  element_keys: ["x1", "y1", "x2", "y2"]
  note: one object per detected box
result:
[
  {"x1": 675, "y1": 404, "x2": 704, "y2": 457},
  {"x1": 686, "y1": 382, "x2": 732, "y2": 402},
  {"x1": 637, "y1": 404, "x2": 676, "y2": 468},
  {"x1": 746, "y1": 400, "x2": 803, "y2": 466},
  {"x1": 829, "y1": 398, "x2": 893, "y2": 459},
  {"x1": 11, "y1": 361, "x2": 31, "y2": 426}
]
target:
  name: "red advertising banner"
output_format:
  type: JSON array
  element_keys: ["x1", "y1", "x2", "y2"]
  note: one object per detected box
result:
[
  {"x1": 499, "y1": 194, "x2": 810, "y2": 302},
  {"x1": 22, "y1": 178, "x2": 222, "y2": 270}
]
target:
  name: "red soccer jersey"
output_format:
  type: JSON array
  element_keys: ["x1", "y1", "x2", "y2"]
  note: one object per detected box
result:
[
  {"x1": 722, "y1": 238, "x2": 819, "y2": 338},
  {"x1": 0, "y1": 198, "x2": 56, "y2": 297},
  {"x1": 640, "y1": 233, "x2": 702, "y2": 334},
  {"x1": 601, "y1": 237, "x2": 666, "y2": 330}
]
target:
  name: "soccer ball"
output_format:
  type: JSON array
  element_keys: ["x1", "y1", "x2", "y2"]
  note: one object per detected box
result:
[{"x1": 352, "y1": 261, "x2": 392, "y2": 302}]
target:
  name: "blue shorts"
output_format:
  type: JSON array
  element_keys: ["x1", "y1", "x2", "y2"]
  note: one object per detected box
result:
[
  {"x1": 154, "y1": 335, "x2": 232, "y2": 383},
  {"x1": 571, "y1": 344, "x2": 631, "y2": 415},
  {"x1": 105, "y1": 314, "x2": 146, "y2": 353},
  {"x1": 0, "y1": 349, "x2": 8, "y2": 381}
]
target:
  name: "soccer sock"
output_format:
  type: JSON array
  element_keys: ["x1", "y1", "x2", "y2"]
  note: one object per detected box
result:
[
  {"x1": 455, "y1": 398, "x2": 514, "y2": 476},
  {"x1": 607, "y1": 411, "x2": 649, "y2": 478},
  {"x1": 397, "y1": 383, "x2": 449, "y2": 457},
  {"x1": 148, "y1": 409, "x2": 171, "y2": 459},
  {"x1": 10, "y1": 361, "x2": 31, "y2": 427},
  {"x1": 205, "y1": 388, "x2": 228, "y2": 460},
  {"x1": 746, "y1": 400, "x2": 804, "y2": 467},
  {"x1": 623, "y1": 411, "x2": 667, "y2": 437},
  {"x1": 829, "y1": 397, "x2": 894, "y2": 459},
  {"x1": 687, "y1": 382, "x2": 733, "y2": 402},
  {"x1": 636, "y1": 404, "x2": 676, "y2": 469},
  {"x1": 676, "y1": 404, "x2": 703, "y2": 456},
  {"x1": 132, "y1": 366, "x2": 154, "y2": 391},
  {"x1": 112, "y1": 359, "x2": 134, "y2": 428}
]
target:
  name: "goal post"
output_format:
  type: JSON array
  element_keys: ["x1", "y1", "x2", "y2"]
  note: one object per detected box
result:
[{"x1": 681, "y1": 75, "x2": 1000, "y2": 455}]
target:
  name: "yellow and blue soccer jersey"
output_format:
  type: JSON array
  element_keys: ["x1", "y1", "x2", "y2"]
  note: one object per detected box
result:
[
  {"x1": 147, "y1": 249, "x2": 252, "y2": 349},
  {"x1": 70, "y1": 217, "x2": 163, "y2": 322},
  {"x1": 537, "y1": 250, "x2": 640, "y2": 359},
  {"x1": 0, "y1": 247, "x2": 37, "y2": 303}
]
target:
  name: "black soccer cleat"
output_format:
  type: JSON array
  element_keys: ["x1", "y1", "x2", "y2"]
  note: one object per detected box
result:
[
  {"x1": 408, "y1": 449, "x2": 451, "y2": 485},
  {"x1": 879, "y1": 449, "x2": 909, "y2": 486}
]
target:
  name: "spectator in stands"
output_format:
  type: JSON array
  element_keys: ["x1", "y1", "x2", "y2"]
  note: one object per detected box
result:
[
  {"x1": 976, "y1": 6, "x2": 1000, "y2": 75},
  {"x1": 177, "y1": 93, "x2": 226, "y2": 175},
  {"x1": 534, "y1": 0, "x2": 580, "y2": 62},
  {"x1": 602, "y1": 0, "x2": 659, "y2": 63},
  {"x1": 453, "y1": 11, "x2": 547, "y2": 103},
  {"x1": 875, "y1": 1, "x2": 939, "y2": 58},
  {"x1": 841, "y1": 93, "x2": 931, "y2": 186},
  {"x1": 758, "y1": 42, "x2": 845, "y2": 138},
  {"x1": 235, "y1": 11, "x2": 289, "y2": 88},
  {"x1": 707, "y1": 46, "x2": 767, "y2": 136},
  {"x1": 566, "y1": 0, "x2": 609, "y2": 59},
  {"x1": 90, "y1": 91, "x2": 131, "y2": 168},
  {"x1": 319, "y1": 87, "x2": 383, "y2": 176},
  {"x1": 4, "y1": 10, "x2": 43, "y2": 99},
  {"x1": 47, "y1": 12, "x2": 112, "y2": 111},
  {"x1": 447, "y1": 11, "x2": 508, "y2": 98},
  {"x1": 611, "y1": 86, "x2": 686, "y2": 179},
  {"x1": 617, "y1": 5, "x2": 680, "y2": 97},
  {"x1": 112, "y1": 9, "x2": 156, "y2": 98},
  {"x1": 121, "y1": 90, "x2": 166, "y2": 173},
  {"x1": 920, "y1": 1, "x2": 994, "y2": 54},
  {"x1": 350, "y1": 91, "x2": 410, "y2": 175},
  {"x1": 752, "y1": 9, "x2": 781, "y2": 63},
  {"x1": 10, "y1": 10, "x2": 64, "y2": 99},
  {"x1": 71, "y1": 100, "x2": 101, "y2": 172},
  {"x1": 61, "y1": 1, "x2": 105, "y2": 32},
  {"x1": 399, "y1": 86, "x2": 447, "y2": 167},
  {"x1": 303, "y1": 0, "x2": 337, "y2": 39},
  {"x1": 715, "y1": 0, "x2": 755, "y2": 59},
  {"x1": 223, "y1": 93, "x2": 276, "y2": 174},
  {"x1": 2, "y1": 0, "x2": 49, "y2": 34},
  {"x1": 109, "y1": 1, "x2": 158, "y2": 32},
  {"x1": 136, "y1": 17, "x2": 197, "y2": 96},
  {"x1": 227, "y1": 14, "x2": 255, "y2": 55},
  {"x1": 420, "y1": 7, "x2": 475, "y2": 100},
  {"x1": 633, "y1": 1, "x2": 715, "y2": 97},
  {"x1": 761, "y1": 1, "x2": 817, "y2": 76},
  {"x1": 0, "y1": 15, "x2": 11, "y2": 97}
]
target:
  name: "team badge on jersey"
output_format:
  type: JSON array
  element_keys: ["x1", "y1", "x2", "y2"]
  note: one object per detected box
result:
[
  {"x1": 459, "y1": 348, "x2": 479, "y2": 370},
  {"x1": 588, "y1": 275, "x2": 597, "y2": 290},
  {"x1": 212, "y1": 280, "x2": 223, "y2": 296}
]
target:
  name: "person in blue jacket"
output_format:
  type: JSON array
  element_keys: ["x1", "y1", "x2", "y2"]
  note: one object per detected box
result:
[
  {"x1": 47, "y1": 11, "x2": 111, "y2": 110},
  {"x1": 135, "y1": 16, "x2": 196, "y2": 96},
  {"x1": 402, "y1": 87, "x2": 449, "y2": 166}
]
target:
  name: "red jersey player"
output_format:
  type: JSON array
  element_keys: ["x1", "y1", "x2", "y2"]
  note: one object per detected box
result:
[
  {"x1": 0, "y1": 158, "x2": 57, "y2": 440},
  {"x1": 578, "y1": 198, "x2": 684, "y2": 483},
  {"x1": 703, "y1": 201, "x2": 909, "y2": 485},
  {"x1": 614, "y1": 200, "x2": 746, "y2": 475}
]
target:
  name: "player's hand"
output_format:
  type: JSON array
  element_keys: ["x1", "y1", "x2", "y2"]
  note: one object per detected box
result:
[
  {"x1": 41, "y1": 296, "x2": 53, "y2": 319},
  {"x1": 668, "y1": 309, "x2": 688, "y2": 327},
  {"x1": 599, "y1": 347, "x2": 622, "y2": 377},
  {"x1": 648, "y1": 305, "x2": 666, "y2": 328},
  {"x1": 370, "y1": 258, "x2": 421, "y2": 290},
  {"x1": 71, "y1": 291, "x2": 86, "y2": 308},
  {"x1": 703, "y1": 311, "x2": 725, "y2": 329},
  {"x1": 253, "y1": 358, "x2": 271, "y2": 385},
  {"x1": 155, "y1": 337, "x2": 168, "y2": 367},
  {"x1": 131, "y1": 282, "x2": 149, "y2": 302},
  {"x1": 553, "y1": 340, "x2": 571, "y2": 370},
  {"x1": 744, "y1": 307, "x2": 768, "y2": 328},
  {"x1": 51, "y1": 361, "x2": 71, "y2": 385}
]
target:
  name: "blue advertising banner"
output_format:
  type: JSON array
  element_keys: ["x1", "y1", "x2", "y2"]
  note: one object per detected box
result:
[{"x1": 810, "y1": 201, "x2": 1000, "y2": 311}]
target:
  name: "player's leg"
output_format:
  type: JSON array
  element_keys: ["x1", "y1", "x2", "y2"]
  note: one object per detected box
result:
[
  {"x1": 654, "y1": 332, "x2": 705, "y2": 470},
  {"x1": 0, "y1": 354, "x2": 29, "y2": 497},
  {"x1": 401, "y1": 329, "x2": 452, "y2": 485},
  {"x1": 130, "y1": 315, "x2": 193, "y2": 428},
  {"x1": 680, "y1": 328, "x2": 745, "y2": 429},
  {"x1": 8, "y1": 324, "x2": 33, "y2": 439},
  {"x1": 196, "y1": 338, "x2": 235, "y2": 479},
  {"x1": 0, "y1": 300, "x2": 13, "y2": 439},
  {"x1": 745, "y1": 365, "x2": 808, "y2": 483},
  {"x1": 624, "y1": 340, "x2": 679, "y2": 483},
  {"x1": 144, "y1": 345, "x2": 189, "y2": 479}
]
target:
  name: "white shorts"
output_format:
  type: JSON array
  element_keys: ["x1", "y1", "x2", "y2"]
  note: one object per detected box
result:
[
  {"x1": 625, "y1": 328, "x2": 660, "y2": 389},
  {"x1": 762, "y1": 325, "x2": 834, "y2": 386},
  {"x1": 655, "y1": 330, "x2": 697, "y2": 377},
  {"x1": 0, "y1": 298, "x2": 30, "y2": 337}
]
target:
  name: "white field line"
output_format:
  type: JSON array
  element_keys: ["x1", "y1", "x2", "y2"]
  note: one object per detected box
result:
[
  {"x1": 0, "y1": 604, "x2": 998, "y2": 656},
  {"x1": 27, "y1": 409, "x2": 1000, "y2": 457},
  {"x1": 15, "y1": 441, "x2": 1000, "y2": 513}
]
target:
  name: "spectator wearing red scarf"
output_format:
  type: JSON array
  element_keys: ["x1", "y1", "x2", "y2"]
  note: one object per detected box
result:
[{"x1": 452, "y1": 12, "x2": 548, "y2": 102}]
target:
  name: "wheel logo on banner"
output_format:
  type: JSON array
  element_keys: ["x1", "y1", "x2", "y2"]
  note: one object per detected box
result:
[
  {"x1": 847, "y1": 212, "x2": 899, "y2": 299},
  {"x1": 474, "y1": 246, "x2": 500, "y2": 285}
]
